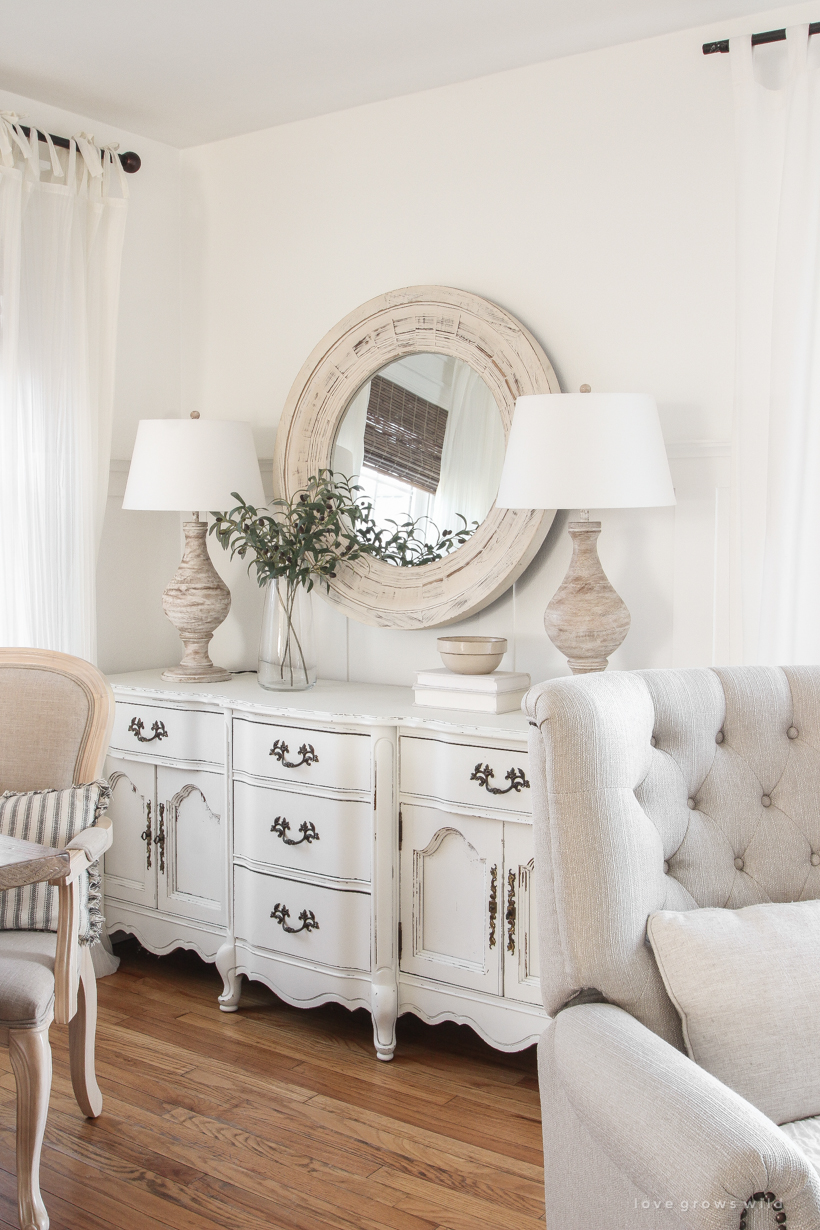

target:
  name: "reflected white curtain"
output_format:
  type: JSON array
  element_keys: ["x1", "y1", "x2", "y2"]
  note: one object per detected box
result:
[
  {"x1": 730, "y1": 27, "x2": 820, "y2": 663},
  {"x1": 431, "y1": 364, "x2": 505, "y2": 531},
  {"x1": 0, "y1": 116, "x2": 127, "y2": 661},
  {"x1": 333, "y1": 381, "x2": 368, "y2": 478}
]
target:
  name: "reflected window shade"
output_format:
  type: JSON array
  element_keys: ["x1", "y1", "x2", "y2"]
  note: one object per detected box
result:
[{"x1": 362, "y1": 375, "x2": 448, "y2": 495}]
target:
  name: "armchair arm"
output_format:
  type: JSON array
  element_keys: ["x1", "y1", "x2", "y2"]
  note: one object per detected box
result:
[
  {"x1": 49, "y1": 817, "x2": 114, "y2": 1025},
  {"x1": 64, "y1": 815, "x2": 113, "y2": 878},
  {"x1": 551, "y1": 1003, "x2": 820, "y2": 1229}
]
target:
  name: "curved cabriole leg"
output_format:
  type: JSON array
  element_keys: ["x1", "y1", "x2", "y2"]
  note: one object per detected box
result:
[
  {"x1": 216, "y1": 940, "x2": 242, "y2": 1012},
  {"x1": 9, "y1": 1024, "x2": 51, "y2": 1230},
  {"x1": 371, "y1": 969, "x2": 398, "y2": 1062},
  {"x1": 68, "y1": 945, "x2": 103, "y2": 1118}
]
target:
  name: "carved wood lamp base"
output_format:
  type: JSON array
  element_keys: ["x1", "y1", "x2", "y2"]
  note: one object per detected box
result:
[
  {"x1": 161, "y1": 664, "x2": 233, "y2": 683},
  {"x1": 544, "y1": 519, "x2": 631, "y2": 674},
  {"x1": 161, "y1": 519, "x2": 233, "y2": 684}
]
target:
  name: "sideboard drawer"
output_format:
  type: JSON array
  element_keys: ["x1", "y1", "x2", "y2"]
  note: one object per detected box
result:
[
  {"x1": 233, "y1": 780, "x2": 371, "y2": 883},
  {"x1": 232, "y1": 717, "x2": 371, "y2": 794},
  {"x1": 234, "y1": 864, "x2": 371, "y2": 972},
  {"x1": 400, "y1": 735, "x2": 531, "y2": 815},
  {"x1": 111, "y1": 702, "x2": 224, "y2": 767}
]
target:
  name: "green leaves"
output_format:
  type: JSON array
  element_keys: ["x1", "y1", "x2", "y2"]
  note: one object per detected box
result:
[
  {"x1": 209, "y1": 469, "x2": 478, "y2": 589},
  {"x1": 372, "y1": 512, "x2": 475, "y2": 567}
]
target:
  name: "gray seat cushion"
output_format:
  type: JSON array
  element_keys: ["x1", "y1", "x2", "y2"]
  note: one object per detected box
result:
[{"x1": 0, "y1": 931, "x2": 55, "y2": 1028}]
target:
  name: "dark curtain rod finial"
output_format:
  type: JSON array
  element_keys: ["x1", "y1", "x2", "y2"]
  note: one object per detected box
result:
[
  {"x1": 17, "y1": 124, "x2": 141, "y2": 173},
  {"x1": 118, "y1": 151, "x2": 141, "y2": 173},
  {"x1": 704, "y1": 20, "x2": 820, "y2": 54}
]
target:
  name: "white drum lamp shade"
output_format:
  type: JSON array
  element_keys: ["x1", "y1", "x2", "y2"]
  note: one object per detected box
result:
[
  {"x1": 496, "y1": 393, "x2": 675, "y2": 511},
  {"x1": 123, "y1": 417, "x2": 265, "y2": 684},
  {"x1": 123, "y1": 418, "x2": 265, "y2": 512},
  {"x1": 496, "y1": 393, "x2": 675, "y2": 675}
]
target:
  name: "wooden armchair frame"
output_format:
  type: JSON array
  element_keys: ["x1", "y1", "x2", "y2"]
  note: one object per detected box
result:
[{"x1": 0, "y1": 649, "x2": 114, "y2": 1230}]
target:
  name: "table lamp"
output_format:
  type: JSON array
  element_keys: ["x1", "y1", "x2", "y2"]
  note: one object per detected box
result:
[
  {"x1": 123, "y1": 415, "x2": 265, "y2": 682},
  {"x1": 496, "y1": 393, "x2": 675, "y2": 673}
]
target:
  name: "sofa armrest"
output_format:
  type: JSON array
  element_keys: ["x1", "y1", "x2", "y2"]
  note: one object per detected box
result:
[{"x1": 551, "y1": 1003, "x2": 820, "y2": 1229}]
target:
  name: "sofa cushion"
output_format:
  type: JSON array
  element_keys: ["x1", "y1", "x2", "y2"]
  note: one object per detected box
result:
[
  {"x1": 647, "y1": 900, "x2": 820, "y2": 1124},
  {"x1": 0, "y1": 931, "x2": 56, "y2": 1028},
  {"x1": 782, "y1": 1116, "x2": 820, "y2": 1175},
  {"x1": 0, "y1": 780, "x2": 111, "y2": 944}
]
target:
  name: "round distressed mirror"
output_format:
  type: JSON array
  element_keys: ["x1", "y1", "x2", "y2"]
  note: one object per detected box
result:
[{"x1": 273, "y1": 286, "x2": 559, "y2": 628}]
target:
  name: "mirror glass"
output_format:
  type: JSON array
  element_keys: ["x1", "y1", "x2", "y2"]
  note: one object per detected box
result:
[{"x1": 332, "y1": 353, "x2": 505, "y2": 552}]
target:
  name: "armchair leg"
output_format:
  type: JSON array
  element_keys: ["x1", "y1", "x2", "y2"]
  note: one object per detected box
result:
[
  {"x1": 9, "y1": 1025, "x2": 51, "y2": 1230},
  {"x1": 68, "y1": 945, "x2": 102, "y2": 1119}
]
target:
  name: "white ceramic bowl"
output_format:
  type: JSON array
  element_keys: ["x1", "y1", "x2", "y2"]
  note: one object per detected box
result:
[{"x1": 437, "y1": 636, "x2": 507, "y2": 675}]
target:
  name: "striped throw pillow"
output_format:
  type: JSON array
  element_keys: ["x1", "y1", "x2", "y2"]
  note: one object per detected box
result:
[{"x1": 0, "y1": 780, "x2": 111, "y2": 944}]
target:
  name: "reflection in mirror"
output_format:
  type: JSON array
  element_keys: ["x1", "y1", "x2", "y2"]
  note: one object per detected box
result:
[{"x1": 332, "y1": 353, "x2": 505, "y2": 547}]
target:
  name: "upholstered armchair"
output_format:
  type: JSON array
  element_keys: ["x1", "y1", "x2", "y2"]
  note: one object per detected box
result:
[
  {"x1": 525, "y1": 666, "x2": 820, "y2": 1230},
  {"x1": 0, "y1": 649, "x2": 114, "y2": 1230}
]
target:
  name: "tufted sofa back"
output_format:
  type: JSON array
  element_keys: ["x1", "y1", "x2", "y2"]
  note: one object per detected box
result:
[{"x1": 524, "y1": 665, "x2": 820, "y2": 1049}]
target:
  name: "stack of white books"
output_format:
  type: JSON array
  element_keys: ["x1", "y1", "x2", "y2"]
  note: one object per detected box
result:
[{"x1": 413, "y1": 668, "x2": 532, "y2": 714}]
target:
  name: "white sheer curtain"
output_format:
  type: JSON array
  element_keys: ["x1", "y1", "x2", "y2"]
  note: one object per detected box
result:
[
  {"x1": 333, "y1": 381, "x2": 368, "y2": 478},
  {"x1": 731, "y1": 27, "x2": 820, "y2": 664},
  {"x1": 0, "y1": 116, "x2": 127, "y2": 661},
  {"x1": 431, "y1": 363, "x2": 505, "y2": 531}
]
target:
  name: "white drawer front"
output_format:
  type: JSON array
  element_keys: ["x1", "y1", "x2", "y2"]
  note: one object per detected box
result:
[
  {"x1": 234, "y1": 864, "x2": 371, "y2": 972},
  {"x1": 400, "y1": 735, "x2": 531, "y2": 815},
  {"x1": 233, "y1": 717, "x2": 371, "y2": 794},
  {"x1": 233, "y1": 780, "x2": 371, "y2": 883},
  {"x1": 111, "y1": 702, "x2": 224, "y2": 767}
]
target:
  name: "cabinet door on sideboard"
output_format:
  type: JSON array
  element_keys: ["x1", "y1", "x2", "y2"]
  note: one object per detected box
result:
[
  {"x1": 502, "y1": 821, "x2": 541, "y2": 1006},
  {"x1": 104, "y1": 757, "x2": 156, "y2": 910},
  {"x1": 400, "y1": 804, "x2": 503, "y2": 995},
  {"x1": 155, "y1": 766, "x2": 228, "y2": 927}
]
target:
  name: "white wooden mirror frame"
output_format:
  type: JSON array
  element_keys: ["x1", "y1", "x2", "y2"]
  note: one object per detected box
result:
[{"x1": 273, "y1": 285, "x2": 559, "y2": 629}]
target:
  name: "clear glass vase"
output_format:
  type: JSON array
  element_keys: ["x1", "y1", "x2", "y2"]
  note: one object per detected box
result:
[{"x1": 258, "y1": 578, "x2": 317, "y2": 691}]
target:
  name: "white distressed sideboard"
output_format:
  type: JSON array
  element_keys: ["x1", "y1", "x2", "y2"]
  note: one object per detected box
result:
[{"x1": 103, "y1": 672, "x2": 545, "y2": 1060}]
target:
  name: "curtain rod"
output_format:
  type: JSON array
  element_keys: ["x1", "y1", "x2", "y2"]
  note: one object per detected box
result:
[
  {"x1": 704, "y1": 21, "x2": 820, "y2": 54},
  {"x1": 17, "y1": 124, "x2": 141, "y2": 173}
]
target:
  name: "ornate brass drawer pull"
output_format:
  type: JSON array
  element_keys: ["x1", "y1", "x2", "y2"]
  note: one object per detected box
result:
[
  {"x1": 506, "y1": 869, "x2": 516, "y2": 954},
  {"x1": 140, "y1": 801, "x2": 153, "y2": 871},
  {"x1": 488, "y1": 863, "x2": 498, "y2": 948},
  {"x1": 271, "y1": 816, "x2": 320, "y2": 846},
  {"x1": 270, "y1": 739, "x2": 319, "y2": 769},
  {"x1": 128, "y1": 716, "x2": 168, "y2": 744},
  {"x1": 154, "y1": 802, "x2": 166, "y2": 874},
  {"x1": 470, "y1": 763, "x2": 530, "y2": 795},
  {"x1": 270, "y1": 903, "x2": 320, "y2": 934}
]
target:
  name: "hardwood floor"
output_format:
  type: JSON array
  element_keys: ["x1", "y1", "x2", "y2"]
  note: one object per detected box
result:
[{"x1": 0, "y1": 940, "x2": 544, "y2": 1229}]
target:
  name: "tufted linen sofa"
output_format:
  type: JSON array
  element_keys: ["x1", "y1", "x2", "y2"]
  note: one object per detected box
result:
[{"x1": 525, "y1": 666, "x2": 820, "y2": 1230}]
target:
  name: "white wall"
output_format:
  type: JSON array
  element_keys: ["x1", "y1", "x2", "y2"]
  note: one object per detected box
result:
[
  {"x1": 179, "y1": 3, "x2": 816, "y2": 687},
  {"x1": 17, "y1": 4, "x2": 816, "y2": 684},
  {"x1": 0, "y1": 86, "x2": 186, "y2": 674}
]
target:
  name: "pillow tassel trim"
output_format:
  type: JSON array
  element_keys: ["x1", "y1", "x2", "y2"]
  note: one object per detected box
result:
[{"x1": 82, "y1": 862, "x2": 103, "y2": 946}]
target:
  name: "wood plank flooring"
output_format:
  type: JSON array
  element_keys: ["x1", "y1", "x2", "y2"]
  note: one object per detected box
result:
[{"x1": 0, "y1": 940, "x2": 544, "y2": 1228}]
